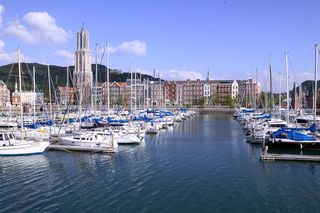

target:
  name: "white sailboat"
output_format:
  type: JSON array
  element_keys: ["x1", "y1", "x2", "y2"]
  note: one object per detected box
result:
[
  {"x1": 109, "y1": 126, "x2": 142, "y2": 144},
  {"x1": 0, "y1": 132, "x2": 49, "y2": 156},
  {"x1": 59, "y1": 131, "x2": 118, "y2": 148},
  {"x1": 0, "y1": 48, "x2": 50, "y2": 156}
]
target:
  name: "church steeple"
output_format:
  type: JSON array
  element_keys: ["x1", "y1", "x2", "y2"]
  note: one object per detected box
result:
[{"x1": 206, "y1": 70, "x2": 210, "y2": 81}]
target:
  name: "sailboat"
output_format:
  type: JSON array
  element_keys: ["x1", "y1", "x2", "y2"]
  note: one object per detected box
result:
[
  {"x1": 0, "y1": 48, "x2": 50, "y2": 156},
  {"x1": 265, "y1": 48, "x2": 320, "y2": 149}
]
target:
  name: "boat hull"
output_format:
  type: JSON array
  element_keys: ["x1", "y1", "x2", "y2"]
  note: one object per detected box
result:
[
  {"x1": 116, "y1": 135, "x2": 141, "y2": 144},
  {"x1": 0, "y1": 142, "x2": 50, "y2": 156},
  {"x1": 265, "y1": 140, "x2": 320, "y2": 150}
]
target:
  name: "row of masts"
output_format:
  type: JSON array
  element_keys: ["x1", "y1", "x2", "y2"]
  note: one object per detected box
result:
[
  {"x1": 263, "y1": 44, "x2": 319, "y2": 125},
  {"x1": 58, "y1": 41, "x2": 164, "y2": 118},
  {"x1": 18, "y1": 45, "x2": 319, "y2": 123},
  {"x1": 93, "y1": 42, "x2": 110, "y2": 117},
  {"x1": 243, "y1": 44, "x2": 318, "y2": 127}
]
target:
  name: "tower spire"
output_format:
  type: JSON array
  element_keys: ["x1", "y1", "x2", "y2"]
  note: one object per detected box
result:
[{"x1": 73, "y1": 25, "x2": 92, "y2": 104}]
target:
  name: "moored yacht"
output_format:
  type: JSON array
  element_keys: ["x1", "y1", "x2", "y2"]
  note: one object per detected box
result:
[
  {"x1": 0, "y1": 132, "x2": 49, "y2": 156},
  {"x1": 59, "y1": 131, "x2": 118, "y2": 149}
]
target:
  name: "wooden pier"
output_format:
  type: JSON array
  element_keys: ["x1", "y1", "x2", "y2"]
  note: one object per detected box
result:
[
  {"x1": 48, "y1": 144, "x2": 116, "y2": 153},
  {"x1": 261, "y1": 153, "x2": 320, "y2": 162}
]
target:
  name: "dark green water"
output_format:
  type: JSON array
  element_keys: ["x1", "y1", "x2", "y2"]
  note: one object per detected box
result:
[{"x1": 1, "y1": 115, "x2": 320, "y2": 212}]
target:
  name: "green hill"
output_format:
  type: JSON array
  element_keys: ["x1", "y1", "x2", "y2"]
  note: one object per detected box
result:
[{"x1": 0, "y1": 63, "x2": 160, "y2": 99}]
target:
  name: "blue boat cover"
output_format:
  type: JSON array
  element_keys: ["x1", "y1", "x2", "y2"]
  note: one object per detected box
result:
[{"x1": 271, "y1": 128, "x2": 316, "y2": 141}]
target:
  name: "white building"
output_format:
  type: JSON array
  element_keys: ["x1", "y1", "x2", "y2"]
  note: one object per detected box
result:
[
  {"x1": 203, "y1": 72, "x2": 211, "y2": 104},
  {"x1": 231, "y1": 80, "x2": 239, "y2": 100},
  {"x1": 12, "y1": 82, "x2": 43, "y2": 107}
]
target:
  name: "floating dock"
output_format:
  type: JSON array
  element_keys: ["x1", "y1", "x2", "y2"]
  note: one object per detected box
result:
[
  {"x1": 48, "y1": 144, "x2": 116, "y2": 153},
  {"x1": 261, "y1": 153, "x2": 320, "y2": 162}
]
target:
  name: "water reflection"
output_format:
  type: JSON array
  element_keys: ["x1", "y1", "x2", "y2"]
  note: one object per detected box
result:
[{"x1": 0, "y1": 154, "x2": 50, "y2": 174}]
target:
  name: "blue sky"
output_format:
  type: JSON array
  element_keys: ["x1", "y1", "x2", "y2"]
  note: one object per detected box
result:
[{"x1": 0, "y1": 0, "x2": 319, "y2": 91}]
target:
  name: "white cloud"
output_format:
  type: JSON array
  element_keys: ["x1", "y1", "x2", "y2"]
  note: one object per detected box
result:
[
  {"x1": 0, "y1": 40, "x2": 18, "y2": 63},
  {"x1": 54, "y1": 49, "x2": 98, "y2": 66},
  {"x1": 150, "y1": 69, "x2": 204, "y2": 80},
  {"x1": 54, "y1": 49, "x2": 74, "y2": 59},
  {"x1": 0, "y1": 40, "x2": 4, "y2": 49},
  {"x1": 5, "y1": 21, "x2": 34, "y2": 43},
  {"x1": 5, "y1": 12, "x2": 72, "y2": 45},
  {"x1": 109, "y1": 40, "x2": 147, "y2": 56},
  {"x1": 0, "y1": 4, "x2": 5, "y2": 27},
  {"x1": 53, "y1": 49, "x2": 75, "y2": 66},
  {"x1": 259, "y1": 70, "x2": 315, "y2": 93}
]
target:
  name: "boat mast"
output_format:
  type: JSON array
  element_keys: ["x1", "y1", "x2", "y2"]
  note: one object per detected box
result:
[
  {"x1": 139, "y1": 69, "x2": 142, "y2": 109},
  {"x1": 285, "y1": 52, "x2": 289, "y2": 125},
  {"x1": 143, "y1": 78, "x2": 146, "y2": 109},
  {"x1": 159, "y1": 73, "x2": 162, "y2": 109},
  {"x1": 66, "y1": 66, "x2": 69, "y2": 104},
  {"x1": 130, "y1": 63, "x2": 133, "y2": 114},
  {"x1": 106, "y1": 41, "x2": 110, "y2": 116},
  {"x1": 33, "y1": 66, "x2": 36, "y2": 122},
  {"x1": 293, "y1": 82, "x2": 297, "y2": 111},
  {"x1": 264, "y1": 78, "x2": 268, "y2": 112},
  {"x1": 164, "y1": 83, "x2": 166, "y2": 109},
  {"x1": 256, "y1": 69, "x2": 258, "y2": 109},
  {"x1": 95, "y1": 43, "x2": 98, "y2": 117},
  {"x1": 47, "y1": 65, "x2": 52, "y2": 121},
  {"x1": 279, "y1": 71, "x2": 281, "y2": 118},
  {"x1": 79, "y1": 65, "x2": 83, "y2": 124},
  {"x1": 66, "y1": 65, "x2": 69, "y2": 117},
  {"x1": 146, "y1": 78, "x2": 149, "y2": 108},
  {"x1": 18, "y1": 48, "x2": 24, "y2": 140},
  {"x1": 145, "y1": 78, "x2": 147, "y2": 108},
  {"x1": 299, "y1": 84, "x2": 302, "y2": 110},
  {"x1": 314, "y1": 43, "x2": 318, "y2": 123},
  {"x1": 269, "y1": 64, "x2": 274, "y2": 113},
  {"x1": 134, "y1": 68, "x2": 137, "y2": 112},
  {"x1": 253, "y1": 69, "x2": 257, "y2": 109},
  {"x1": 151, "y1": 70, "x2": 154, "y2": 108}
]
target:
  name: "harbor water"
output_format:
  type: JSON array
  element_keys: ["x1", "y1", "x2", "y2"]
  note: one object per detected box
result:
[{"x1": 1, "y1": 115, "x2": 320, "y2": 212}]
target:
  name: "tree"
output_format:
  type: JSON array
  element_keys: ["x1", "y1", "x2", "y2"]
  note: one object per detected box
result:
[
  {"x1": 123, "y1": 96, "x2": 129, "y2": 107},
  {"x1": 224, "y1": 95, "x2": 233, "y2": 106},
  {"x1": 211, "y1": 94, "x2": 220, "y2": 105},
  {"x1": 192, "y1": 96, "x2": 205, "y2": 106},
  {"x1": 116, "y1": 96, "x2": 124, "y2": 106},
  {"x1": 198, "y1": 96, "x2": 205, "y2": 107}
]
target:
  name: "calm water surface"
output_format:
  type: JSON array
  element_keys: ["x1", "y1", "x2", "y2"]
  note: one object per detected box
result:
[{"x1": 1, "y1": 115, "x2": 320, "y2": 212}]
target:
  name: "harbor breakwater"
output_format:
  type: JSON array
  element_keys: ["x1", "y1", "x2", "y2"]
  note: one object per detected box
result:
[
  {"x1": 196, "y1": 106, "x2": 235, "y2": 114},
  {"x1": 166, "y1": 106, "x2": 235, "y2": 114}
]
